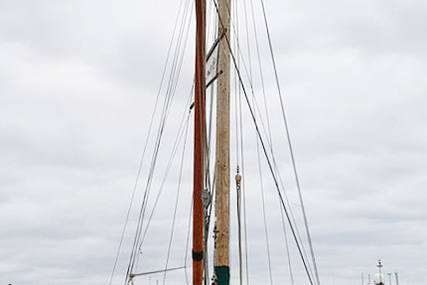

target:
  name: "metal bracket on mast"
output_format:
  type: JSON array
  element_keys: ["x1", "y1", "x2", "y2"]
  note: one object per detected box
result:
[
  {"x1": 202, "y1": 188, "x2": 212, "y2": 207},
  {"x1": 206, "y1": 32, "x2": 226, "y2": 88}
]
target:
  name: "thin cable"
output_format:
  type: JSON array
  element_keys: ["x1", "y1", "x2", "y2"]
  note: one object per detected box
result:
[
  {"x1": 109, "y1": 0, "x2": 191, "y2": 282},
  {"x1": 125, "y1": 0, "x2": 194, "y2": 281},
  {"x1": 256, "y1": 139, "x2": 274, "y2": 285},
  {"x1": 235, "y1": 169, "x2": 243, "y2": 285},
  {"x1": 130, "y1": 266, "x2": 186, "y2": 277},
  {"x1": 280, "y1": 206, "x2": 295, "y2": 285},
  {"x1": 232, "y1": 3, "x2": 244, "y2": 284},
  {"x1": 238, "y1": 63, "x2": 315, "y2": 285},
  {"x1": 162, "y1": 108, "x2": 192, "y2": 285},
  {"x1": 258, "y1": 0, "x2": 320, "y2": 284},
  {"x1": 249, "y1": 0, "x2": 274, "y2": 152},
  {"x1": 248, "y1": 0, "x2": 299, "y2": 281},
  {"x1": 184, "y1": 187, "x2": 193, "y2": 285},
  {"x1": 210, "y1": 3, "x2": 316, "y2": 279},
  {"x1": 240, "y1": 0, "x2": 251, "y2": 283},
  {"x1": 244, "y1": 2, "x2": 273, "y2": 280},
  {"x1": 138, "y1": 93, "x2": 193, "y2": 250}
]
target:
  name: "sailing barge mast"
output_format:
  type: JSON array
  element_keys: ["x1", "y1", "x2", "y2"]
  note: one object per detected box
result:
[
  {"x1": 117, "y1": 0, "x2": 322, "y2": 284},
  {"x1": 193, "y1": 0, "x2": 231, "y2": 283},
  {"x1": 192, "y1": 0, "x2": 206, "y2": 284},
  {"x1": 213, "y1": 0, "x2": 231, "y2": 284}
]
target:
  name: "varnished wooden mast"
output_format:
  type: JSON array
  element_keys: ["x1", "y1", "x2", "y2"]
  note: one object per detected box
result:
[
  {"x1": 193, "y1": 0, "x2": 206, "y2": 284},
  {"x1": 214, "y1": 0, "x2": 231, "y2": 283}
]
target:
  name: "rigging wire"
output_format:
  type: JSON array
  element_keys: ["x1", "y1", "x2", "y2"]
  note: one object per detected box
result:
[
  {"x1": 131, "y1": 76, "x2": 193, "y2": 283},
  {"x1": 214, "y1": 1, "x2": 308, "y2": 282},
  {"x1": 245, "y1": 1, "x2": 277, "y2": 282},
  {"x1": 220, "y1": 0, "x2": 323, "y2": 284},
  {"x1": 231, "y1": 0, "x2": 297, "y2": 283},
  {"x1": 231, "y1": 2, "x2": 250, "y2": 284},
  {"x1": 237, "y1": 120, "x2": 250, "y2": 285},
  {"x1": 116, "y1": 0, "x2": 321, "y2": 284},
  {"x1": 256, "y1": 136, "x2": 274, "y2": 285},
  {"x1": 258, "y1": 0, "x2": 321, "y2": 284},
  {"x1": 242, "y1": 1, "x2": 274, "y2": 281},
  {"x1": 204, "y1": 90, "x2": 215, "y2": 285},
  {"x1": 236, "y1": 53, "x2": 316, "y2": 285},
  {"x1": 162, "y1": 105, "x2": 192, "y2": 285},
  {"x1": 247, "y1": 0, "x2": 299, "y2": 282},
  {"x1": 210, "y1": 0, "x2": 317, "y2": 283},
  {"x1": 184, "y1": 197, "x2": 192, "y2": 285},
  {"x1": 239, "y1": 1, "x2": 251, "y2": 284},
  {"x1": 280, "y1": 205, "x2": 295, "y2": 285},
  {"x1": 109, "y1": 0, "x2": 191, "y2": 283},
  {"x1": 124, "y1": 0, "x2": 194, "y2": 282},
  {"x1": 232, "y1": 1, "x2": 245, "y2": 284},
  {"x1": 137, "y1": 92, "x2": 193, "y2": 252}
]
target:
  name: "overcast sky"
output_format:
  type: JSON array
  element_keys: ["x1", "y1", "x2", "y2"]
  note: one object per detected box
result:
[{"x1": 1, "y1": 0, "x2": 427, "y2": 285}]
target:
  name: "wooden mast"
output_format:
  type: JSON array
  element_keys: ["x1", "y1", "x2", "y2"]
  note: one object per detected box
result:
[
  {"x1": 214, "y1": 0, "x2": 231, "y2": 283},
  {"x1": 193, "y1": 0, "x2": 206, "y2": 284}
]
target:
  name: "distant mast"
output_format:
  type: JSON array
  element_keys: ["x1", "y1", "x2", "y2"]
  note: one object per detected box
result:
[
  {"x1": 377, "y1": 260, "x2": 383, "y2": 284},
  {"x1": 213, "y1": 0, "x2": 231, "y2": 283},
  {"x1": 375, "y1": 260, "x2": 384, "y2": 285}
]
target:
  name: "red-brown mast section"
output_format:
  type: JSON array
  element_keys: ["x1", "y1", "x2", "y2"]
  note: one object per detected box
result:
[{"x1": 193, "y1": 0, "x2": 206, "y2": 284}]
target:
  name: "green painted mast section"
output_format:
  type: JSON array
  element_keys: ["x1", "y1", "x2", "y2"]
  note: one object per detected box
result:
[{"x1": 213, "y1": 0, "x2": 231, "y2": 283}]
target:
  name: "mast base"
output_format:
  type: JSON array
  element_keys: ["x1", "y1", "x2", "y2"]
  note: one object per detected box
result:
[{"x1": 213, "y1": 266, "x2": 230, "y2": 285}]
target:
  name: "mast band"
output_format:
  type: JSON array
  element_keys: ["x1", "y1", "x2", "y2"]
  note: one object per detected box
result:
[
  {"x1": 214, "y1": 266, "x2": 230, "y2": 285},
  {"x1": 192, "y1": 250, "x2": 204, "y2": 261}
]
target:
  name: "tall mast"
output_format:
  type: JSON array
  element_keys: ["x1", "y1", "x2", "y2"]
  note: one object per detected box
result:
[
  {"x1": 214, "y1": 0, "x2": 231, "y2": 283},
  {"x1": 193, "y1": 0, "x2": 206, "y2": 284}
]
